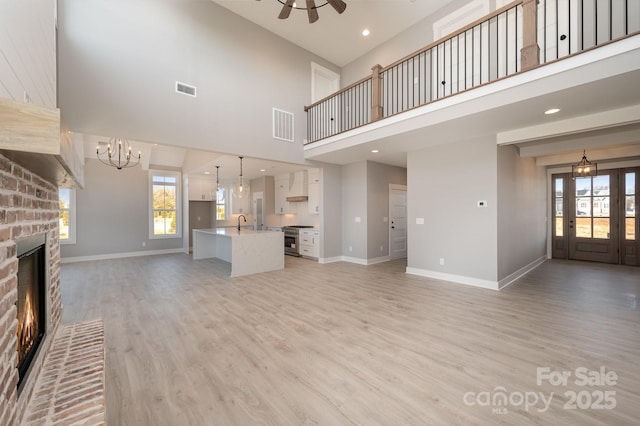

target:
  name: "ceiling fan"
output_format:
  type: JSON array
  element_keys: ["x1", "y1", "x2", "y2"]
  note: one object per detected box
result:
[{"x1": 273, "y1": 0, "x2": 347, "y2": 24}]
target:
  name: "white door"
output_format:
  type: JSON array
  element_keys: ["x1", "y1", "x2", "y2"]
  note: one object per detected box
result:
[
  {"x1": 311, "y1": 62, "x2": 341, "y2": 139},
  {"x1": 311, "y1": 62, "x2": 340, "y2": 102},
  {"x1": 389, "y1": 185, "x2": 407, "y2": 259}
]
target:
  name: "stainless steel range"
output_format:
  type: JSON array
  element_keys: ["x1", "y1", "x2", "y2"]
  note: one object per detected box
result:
[{"x1": 283, "y1": 226, "x2": 314, "y2": 256}]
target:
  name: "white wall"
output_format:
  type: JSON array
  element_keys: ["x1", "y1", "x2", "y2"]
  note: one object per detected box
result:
[
  {"x1": 320, "y1": 164, "x2": 342, "y2": 260},
  {"x1": 57, "y1": 0, "x2": 339, "y2": 165},
  {"x1": 497, "y1": 145, "x2": 547, "y2": 280},
  {"x1": 341, "y1": 161, "x2": 368, "y2": 259},
  {"x1": 61, "y1": 159, "x2": 183, "y2": 259},
  {"x1": 407, "y1": 137, "x2": 498, "y2": 282},
  {"x1": 366, "y1": 161, "x2": 407, "y2": 259},
  {"x1": 0, "y1": 0, "x2": 56, "y2": 108}
]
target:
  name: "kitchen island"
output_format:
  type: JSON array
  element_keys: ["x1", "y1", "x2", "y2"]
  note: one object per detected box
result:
[{"x1": 192, "y1": 228, "x2": 284, "y2": 277}]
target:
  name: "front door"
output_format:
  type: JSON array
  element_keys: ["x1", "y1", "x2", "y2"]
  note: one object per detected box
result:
[{"x1": 552, "y1": 168, "x2": 639, "y2": 265}]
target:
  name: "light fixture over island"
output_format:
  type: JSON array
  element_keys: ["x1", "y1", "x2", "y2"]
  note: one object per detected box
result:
[{"x1": 192, "y1": 228, "x2": 284, "y2": 277}]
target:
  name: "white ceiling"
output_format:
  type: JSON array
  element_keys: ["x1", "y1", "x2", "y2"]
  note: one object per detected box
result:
[{"x1": 210, "y1": 0, "x2": 454, "y2": 67}]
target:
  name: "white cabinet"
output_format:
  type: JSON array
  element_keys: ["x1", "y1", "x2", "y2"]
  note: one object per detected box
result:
[
  {"x1": 299, "y1": 230, "x2": 320, "y2": 259},
  {"x1": 189, "y1": 177, "x2": 217, "y2": 201},
  {"x1": 275, "y1": 174, "x2": 290, "y2": 214},
  {"x1": 308, "y1": 168, "x2": 320, "y2": 214}
]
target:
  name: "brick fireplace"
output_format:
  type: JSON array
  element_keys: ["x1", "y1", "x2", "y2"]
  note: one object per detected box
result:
[{"x1": 0, "y1": 153, "x2": 62, "y2": 426}]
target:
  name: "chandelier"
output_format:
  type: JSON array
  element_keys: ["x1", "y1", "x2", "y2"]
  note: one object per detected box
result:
[
  {"x1": 276, "y1": 0, "x2": 347, "y2": 23},
  {"x1": 572, "y1": 150, "x2": 597, "y2": 178},
  {"x1": 96, "y1": 137, "x2": 141, "y2": 170}
]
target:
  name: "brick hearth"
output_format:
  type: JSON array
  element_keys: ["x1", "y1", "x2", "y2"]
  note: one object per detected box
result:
[{"x1": 22, "y1": 319, "x2": 105, "y2": 425}]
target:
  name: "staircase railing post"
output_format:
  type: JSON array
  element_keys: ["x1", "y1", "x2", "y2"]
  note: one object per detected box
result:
[
  {"x1": 521, "y1": 0, "x2": 540, "y2": 71},
  {"x1": 370, "y1": 64, "x2": 383, "y2": 122}
]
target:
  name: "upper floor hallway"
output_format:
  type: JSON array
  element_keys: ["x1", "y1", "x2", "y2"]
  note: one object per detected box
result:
[{"x1": 304, "y1": 0, "x2": 640, "y2": 168}]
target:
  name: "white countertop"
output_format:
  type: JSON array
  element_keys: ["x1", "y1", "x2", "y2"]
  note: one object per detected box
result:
[{"x1": 194, "y1": 228, "x2": 281, "y2": 237}]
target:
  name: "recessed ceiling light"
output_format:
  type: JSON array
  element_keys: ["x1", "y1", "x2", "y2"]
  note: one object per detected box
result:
[
  {"x1": 204, "y1": 171, "x2": 210, "y2": 175},
  {"x1": 260, "y1": 169, "x2": 266, "y2": 172},
  {"x1": 545, "y1": 108, "x2": 560, "y2": 115},
  {"x1": 371, "y1": 149, "x2": 379, "y2": 153},
  {"x1": 362, "y1": 29, "x2": 370, "y2": 37}
]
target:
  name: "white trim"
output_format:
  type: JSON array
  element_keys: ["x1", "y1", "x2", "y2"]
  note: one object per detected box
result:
[
  {"x1": 59, "y1": 188, "x2": 76, "y2": 245},
  {"x1": 432, "y1": 0, "x2": 489, "y2": 40},
  {"x1": 366, "y1": 255, "x2": 391, "y2": 265},
  {"x1": 341, "y1": 256, "x2": 368, "y2": 265},
  {"x1": 149, "y1": 169, "x2": 182, "y2": 239},
  {"x1": 311, "y1": 62, "x2": 340, "y2": 103},
  {"x1": 319, "y1": 256, "x2": 342, "y2": 264},
  {"x1": 321, "y1": 255, "x2": 392, "y2": 265},
  {"x1": 497, "y1": 256, "x2": 546, "y2": 290},
  {"x1": 60, "y1": 248, "x2": 184, "y2": 264},
  {"x1": 405, "y1": 267, "x2": 500, "y2": 290}
]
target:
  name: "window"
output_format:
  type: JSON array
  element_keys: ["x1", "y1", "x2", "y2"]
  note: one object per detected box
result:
[
  {"x1": 626, "y1": 172, "x2": 636, "y2": 240},
  {"x1": 216, "y1": 186, "x2": 227, "y2": 221},
  {"x1": 149, "y1": 170, "x2": 181, "y2": 239},
  {"x1": 59, "y1": 188, "x2": 76, "y2": 244},
  {"x1": 553, "y1": 177, "x2": 563, "y2": 237}
]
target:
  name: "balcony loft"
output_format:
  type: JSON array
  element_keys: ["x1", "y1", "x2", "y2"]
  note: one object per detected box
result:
[{"x1": 304, "y1": 0, "x2": 640, "y2": 167}]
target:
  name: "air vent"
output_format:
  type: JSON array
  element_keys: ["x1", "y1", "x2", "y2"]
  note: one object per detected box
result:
[
  {"x1": 273, "y1": 108, "x2": 294, "y2": 142},
  {"x1": 176, "y1": 81, "x2": 196, "y2": 97}
]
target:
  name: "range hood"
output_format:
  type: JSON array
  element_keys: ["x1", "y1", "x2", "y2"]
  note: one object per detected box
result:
[{"x1": 286, "y1": 170, "x2": 308, "y2": 202}]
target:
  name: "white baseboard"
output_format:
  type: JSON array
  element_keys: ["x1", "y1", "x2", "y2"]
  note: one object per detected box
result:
[
  {"x1": 319, "y1": 256, "x2": 342, "y2": 264},
  {"x1": 341, "y1": 256, "x2": 368, "y2": 265},
  {"x1": 321, "y1": 255, "x2": 392, "y2": 265},
  {"x1": 61, "y1": 248, "x2": 185, "y2": 264},
  {"x1": 366, "y1": 255, "x2": 391, "y2": 265},
  {"x1": 497, "y1": 256, "x2": 546, "y2": 290},
  {"x1": 405, "y1": 267, "x2": 500, "y2": 290}
]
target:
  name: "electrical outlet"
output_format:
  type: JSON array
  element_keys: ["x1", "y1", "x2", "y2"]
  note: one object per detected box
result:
[
  {"x1": 349, "y1": 246, "x2": 353, "y2": 252},
  {"x1": 380, "y1": 245, "x2": 384, "y2": 252},
  {"x1": 142, "y1": 242, "x2": 147, "y2": 247},
  {"x1": 355, "y1": 217, "x2": 361, "y2": 223},
  {"x1": 439, "y1": 258, "x2": 445, "y2": 265}
]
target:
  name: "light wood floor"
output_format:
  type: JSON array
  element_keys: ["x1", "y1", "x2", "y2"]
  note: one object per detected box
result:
[{"x1": 60, "y1": 256, "x2": 640, "y2": 425}]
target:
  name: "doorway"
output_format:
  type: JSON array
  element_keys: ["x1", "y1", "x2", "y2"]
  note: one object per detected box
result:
[
  {"x1": 389, "y1": 184, "x2": 407, "y2": 259},
  {"x1": 552, "y1": 168, "x2": 639, "y2": 265}
]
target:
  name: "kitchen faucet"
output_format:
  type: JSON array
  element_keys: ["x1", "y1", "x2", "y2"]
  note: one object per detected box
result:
[{"x1": 237, "y1": 214, "x2": 247, "y2": 231}]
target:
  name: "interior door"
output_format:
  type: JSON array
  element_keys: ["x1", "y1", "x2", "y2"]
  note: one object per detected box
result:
[{"x1": 389, "y1": 186, "x2": 407, "y2": 259}]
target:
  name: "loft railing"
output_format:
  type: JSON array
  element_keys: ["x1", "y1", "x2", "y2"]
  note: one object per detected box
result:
[{"x1": 304, "y1": 0, "x2": 640, "y2": 144}]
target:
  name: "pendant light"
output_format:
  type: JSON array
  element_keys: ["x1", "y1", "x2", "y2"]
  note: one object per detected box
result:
[
  {"x1": 234, "y1": 156, "x2": 245, "y2": 199},
  {"x1": 572, "y1": 150, "x2": 597, "y2": 178},
  {"x1": 215, "y1": 165, "x2": 222, "y2": 203}
]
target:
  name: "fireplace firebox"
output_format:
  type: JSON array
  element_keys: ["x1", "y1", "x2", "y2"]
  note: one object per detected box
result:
[{"x1": 16, "y1": 234, "x2": 47, "y2": 391}]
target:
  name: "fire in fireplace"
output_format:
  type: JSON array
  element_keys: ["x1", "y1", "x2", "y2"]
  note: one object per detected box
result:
[{"x1": 16, "y1": 234, "x2": 47, "y2": 390}]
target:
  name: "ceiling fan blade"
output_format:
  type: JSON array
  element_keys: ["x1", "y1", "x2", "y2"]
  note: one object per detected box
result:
[
  {"x1": 306, "y1": 0, "x2": 319, "y2": 23},
  {"x1": 326, "y1": 0, "x2": 346, "y2": 14},
  {"x1": 278, "y1": 0, "x2": 295, "y2": 19}
]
